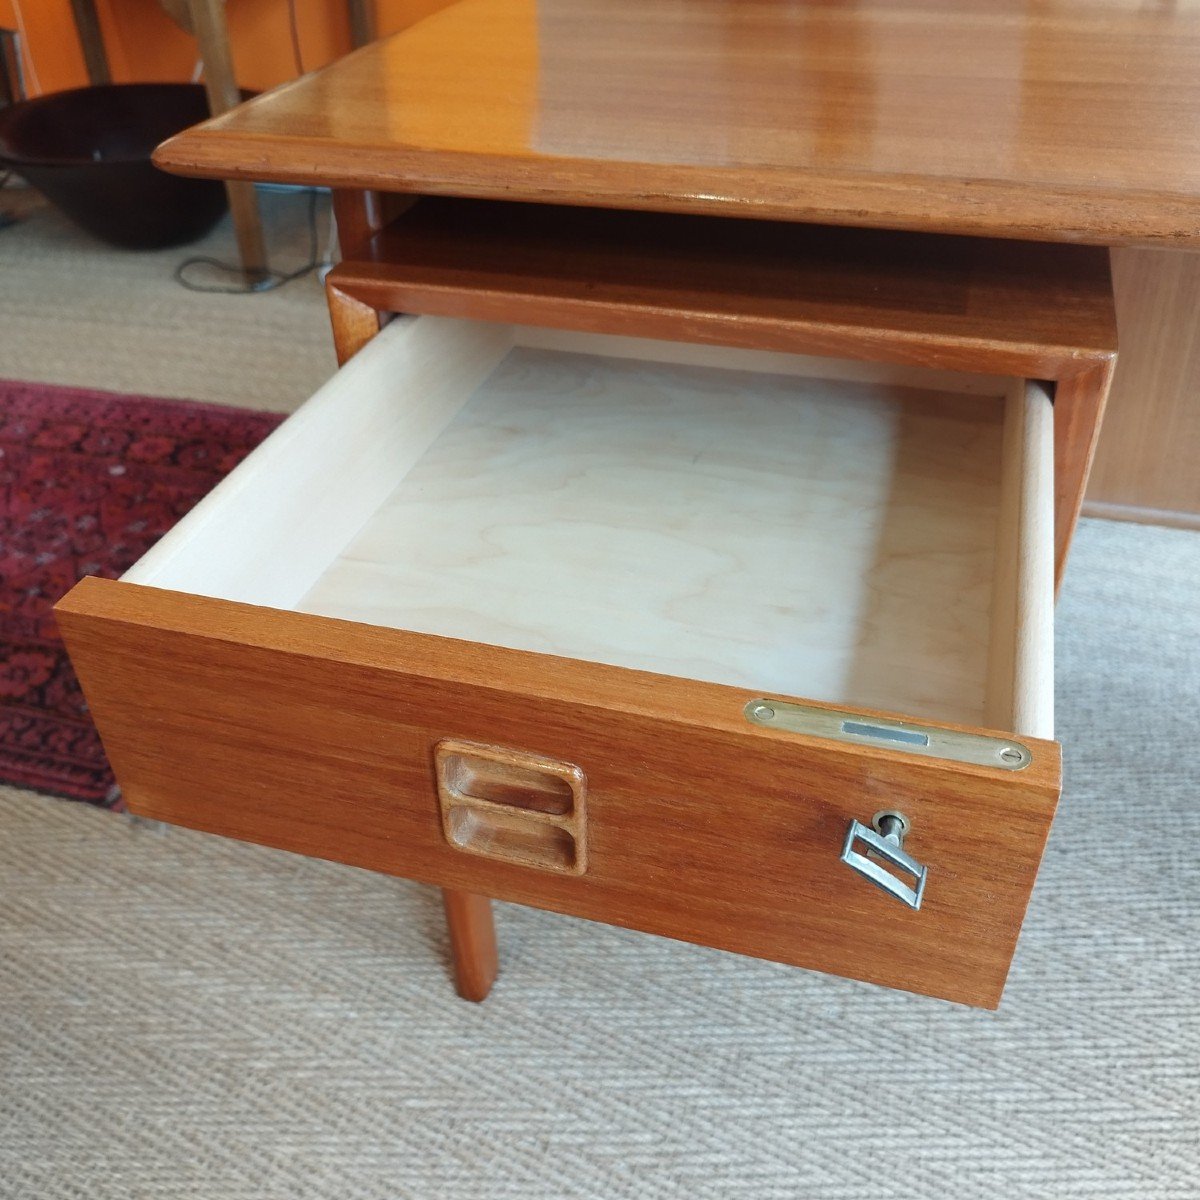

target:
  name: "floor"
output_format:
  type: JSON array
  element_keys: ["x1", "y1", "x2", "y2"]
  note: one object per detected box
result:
[
  {"x1": 1, "y1": 195, "x2": 1198, "y2": 1199},
  {"x1": 0, "y1": 186, "x2": 336, "y2": 411}
]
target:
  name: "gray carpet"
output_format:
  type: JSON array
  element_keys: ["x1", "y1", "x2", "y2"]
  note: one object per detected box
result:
[
  {"x1": 0, "y1": 188, "x2": 335, "y2": 412},
  {"x1": 0, "y1": 517, "x2": 1197, "y2": 1199}
]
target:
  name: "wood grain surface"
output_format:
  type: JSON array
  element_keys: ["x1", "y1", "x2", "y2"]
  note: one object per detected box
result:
[
  {"x1": 331, "y1": 189, "x2": 416, "y2": 260},
  {"x1": 1085, "y1": 249, "x2": 1200, "y2": 527},
  {"x1": 120, "y1": 316, "x2": 511, "y2": 611},
  {"x1": 106, "y1": 312, "x2": 1052, "y2": 733},
  {"x1": 1052, "y1": 360, "x2": 1117, "y2": 578},
  {"x1": 435, "y1": 739, "x2": 589, "y2": 875},
  {"x1": 441, "y1": 889, "x2": 499, "y2": 1002},
  {"x1": 328, "y1": 198, "x2": 1118, "y2": 379},
  {"x1": 297, "y1": 342, "x2": 1013, "y2": 728},
  {"x1": 326, "y1": 283, "x2": 383, "y2": 365},
  {"x1": 58, "y1": 578, "x2": 1061, "y2": 1008},
  {"x1": 327, "y1": 199, "x2": 1116, "y2": 587},
  {"x1": 153, "y1": 0, "x2": 1200, "y2": 244}
]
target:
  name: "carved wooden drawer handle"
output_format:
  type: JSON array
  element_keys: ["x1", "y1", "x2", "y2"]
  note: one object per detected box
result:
[{"x1": 435, "y1": 739, "x2": 587, "y2": 875}]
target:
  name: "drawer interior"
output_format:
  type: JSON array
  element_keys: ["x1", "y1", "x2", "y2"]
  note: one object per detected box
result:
[{"x1": 125, "y1": 315, "x2": 1053, "y2": 738}]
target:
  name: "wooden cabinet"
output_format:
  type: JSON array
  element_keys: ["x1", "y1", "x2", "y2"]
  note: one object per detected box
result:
[{"x1": 58, "y1": 202, "x2": 1117, "y2": 1007}]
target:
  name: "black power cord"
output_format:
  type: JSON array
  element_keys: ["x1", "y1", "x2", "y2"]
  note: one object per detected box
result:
[{"x1": 174, "y1": 185, "x2": 325, "y2": 294}]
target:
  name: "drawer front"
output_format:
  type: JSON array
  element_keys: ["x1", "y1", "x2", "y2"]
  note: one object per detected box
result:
[{"x1": 59, "y1": 578, "x2": 1061, "y2": 1009}]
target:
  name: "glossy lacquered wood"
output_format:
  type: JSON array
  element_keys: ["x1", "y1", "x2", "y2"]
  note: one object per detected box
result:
[
  {"x1": 58, "y1": 578, "x2": 1060, "y2": 1008},
  {"x1": 153, "y1": 0, "x2": 1200, "y2": 245},
  {"x1": 332, "y1": 199, "x2": 1117, "y2": 379},
  {"x1": 56, "y1": 315, "x2": 1060, "y2": 1006},
  {"x1": 435, "y1": 740, "x2": 589, "y2": 875},
  {"x1": 328, "y1": 199, "x2": 1116, "y2": 586},
  {"x1": 442, "y1": 889, "x2": 498, "y2": 1002}
]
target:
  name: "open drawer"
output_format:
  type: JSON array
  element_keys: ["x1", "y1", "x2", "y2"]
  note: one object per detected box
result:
[{"x1": 57, "y1": 314, "x2": 1060, "y2": 1008}]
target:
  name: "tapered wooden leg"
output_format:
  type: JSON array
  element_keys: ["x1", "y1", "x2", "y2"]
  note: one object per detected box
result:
[{"x1": 442, "y1": 889, "x2": 498, "y2": 1002}]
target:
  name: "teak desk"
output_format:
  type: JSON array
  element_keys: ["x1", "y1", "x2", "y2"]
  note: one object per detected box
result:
[{"x1": 58, "y1": 0, "x2": 1200, "y2": 1008}]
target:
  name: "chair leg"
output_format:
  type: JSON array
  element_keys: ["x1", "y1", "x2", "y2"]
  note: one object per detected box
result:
[
  {"x1": 442, "y1": 889, "x2": 498, "y2": 1001},
  {"x1": 189, "y1": 0, "x2": 269, "y2": 282}
]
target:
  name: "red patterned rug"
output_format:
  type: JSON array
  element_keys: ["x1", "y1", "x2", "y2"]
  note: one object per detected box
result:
[{"x1": 0, "y1": 381, "x2": 285, "y2": 806}]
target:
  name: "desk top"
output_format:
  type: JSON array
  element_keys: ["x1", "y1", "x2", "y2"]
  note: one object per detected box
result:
[{"x1": 155, "y1": 0, "x2": 1200, "y2": 245}]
